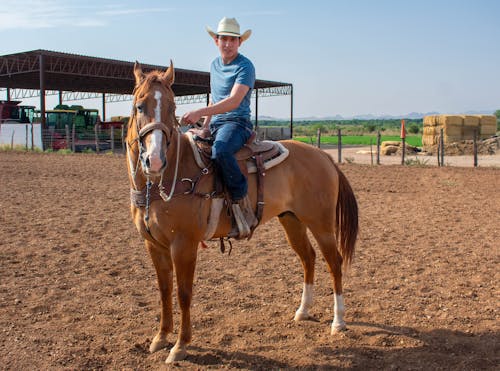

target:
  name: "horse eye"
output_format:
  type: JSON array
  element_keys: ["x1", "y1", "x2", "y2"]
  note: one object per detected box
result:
[{"x1": 136, "y1": 103, "x2": 144, "y2": 113}]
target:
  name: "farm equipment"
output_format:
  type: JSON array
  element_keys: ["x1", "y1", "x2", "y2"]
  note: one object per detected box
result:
[
  {"x1": 0, "y1": 100, "x2": 36, "y2": 124},
  {"x1": 42, "y1": 105, "x2": 112, "y2": 151}
]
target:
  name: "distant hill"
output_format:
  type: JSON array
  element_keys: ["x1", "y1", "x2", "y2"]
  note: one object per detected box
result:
[{"x1": 254, "y1": 110, "x2": 496, "y2": 121}]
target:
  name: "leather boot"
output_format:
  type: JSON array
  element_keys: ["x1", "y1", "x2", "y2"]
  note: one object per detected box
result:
[{"x1": 231, "y1": 195, "x2": 258, "y2": 239}]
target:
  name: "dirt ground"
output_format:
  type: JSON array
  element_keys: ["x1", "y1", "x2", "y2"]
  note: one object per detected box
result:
[{"x1": 0, "y1": 151, "x2": 498, "y2": 370}]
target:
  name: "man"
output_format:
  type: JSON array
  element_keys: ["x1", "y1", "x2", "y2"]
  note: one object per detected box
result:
[{"x1": 182, "y1": 17, "x2": 257, "y2": 238}]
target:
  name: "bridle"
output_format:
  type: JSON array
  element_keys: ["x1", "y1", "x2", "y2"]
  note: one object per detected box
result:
[{"x1": 127, "y1": 105, "x2": 181, "y2": 202}]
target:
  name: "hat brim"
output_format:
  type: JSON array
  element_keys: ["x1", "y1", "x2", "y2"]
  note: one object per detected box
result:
[{"x1": 206, "y1": 26, "x2": 251, "y2": 42}]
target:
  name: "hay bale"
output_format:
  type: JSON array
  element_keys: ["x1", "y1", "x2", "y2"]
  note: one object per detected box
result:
[
  {"x1": 443, "y1": 134, "x2": 463, "y2": 144},
  {"x1": 381, "y1": 145, "x2": 399, "y2": 155},
  {"x1": 478, "y1": 115, "x2": 497, "y2": 127},
  {"x1": 423, "y1": 115, "x2": 438, "y2": 127},
  {"x1": 438, "y1": 115, "x2": 463, "y2": 127},
  {"x1": 443, "y1": 125, "x2": 462, "y2": 136},
  {"x1": 381, "y1": 141, "x2": 401, "y2": 148},
  {"x1": 462, "y1": 115, "x2": 479, "y2": 127},
  {"x1": 423, "y1": 126, "x2": 437, "y2": 136}
]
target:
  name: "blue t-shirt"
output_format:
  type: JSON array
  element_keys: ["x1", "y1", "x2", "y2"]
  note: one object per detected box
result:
[{"x1": 210, "y1": 53, "x2": 255, "y2": 124}]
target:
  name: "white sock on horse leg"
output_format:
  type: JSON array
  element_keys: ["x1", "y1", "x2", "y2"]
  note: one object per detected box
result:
[
  {"x1": 294, "y1": 283, "x2": 313, "y2": 320},
  {"x1": 331, "y1": 294, "x2": 346, "y2": 332}
]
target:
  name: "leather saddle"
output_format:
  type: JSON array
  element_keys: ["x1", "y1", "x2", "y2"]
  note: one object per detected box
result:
[
  {"x1": 190, "y1": 128, "x2": 281, "y2": 164},
  {"x1": 187, "y1": 128, "x2": 289, "y2": 236}
]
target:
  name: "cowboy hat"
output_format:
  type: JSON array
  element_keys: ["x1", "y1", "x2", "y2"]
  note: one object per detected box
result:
[{"x1": 206, "y1": 17, "x2": 252, "y2": 42}]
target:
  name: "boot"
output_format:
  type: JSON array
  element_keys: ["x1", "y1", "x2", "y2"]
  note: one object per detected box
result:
[{"x1": 231, "y1": 195, "x2": 258, "y2": 239}]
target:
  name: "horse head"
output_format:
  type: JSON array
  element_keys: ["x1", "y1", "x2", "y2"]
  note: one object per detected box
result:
[{"x1": 128, "y1": 61, "x2": 177, "y2": 178}]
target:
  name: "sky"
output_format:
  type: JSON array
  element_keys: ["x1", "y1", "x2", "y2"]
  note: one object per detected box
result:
[{"x1": 1, "y1": 0, "x2": 499, "y2": 119}]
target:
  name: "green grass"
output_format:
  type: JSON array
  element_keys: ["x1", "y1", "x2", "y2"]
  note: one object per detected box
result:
[{"x1": 294, "y1": 135, "x2": 422, "y2": 147}]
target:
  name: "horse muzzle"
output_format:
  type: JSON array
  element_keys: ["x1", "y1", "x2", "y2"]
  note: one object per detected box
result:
[{"x1": 141, "y1": 150, "x2": 167, "y2": 177}]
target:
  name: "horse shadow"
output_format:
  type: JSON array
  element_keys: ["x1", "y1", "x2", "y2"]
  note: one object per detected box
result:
[{"x1": 158, "y1": 321, "x2": 498, "y2": 370}]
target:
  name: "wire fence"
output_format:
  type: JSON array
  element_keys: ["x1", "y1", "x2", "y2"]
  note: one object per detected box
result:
[{"x1": 2, "y1": 123, "x2": 499, "y2": 167}]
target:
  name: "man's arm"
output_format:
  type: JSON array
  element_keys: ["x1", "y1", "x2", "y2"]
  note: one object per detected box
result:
[{"x1": 182, "y1": 83, "x2": 250, "y2": 125}]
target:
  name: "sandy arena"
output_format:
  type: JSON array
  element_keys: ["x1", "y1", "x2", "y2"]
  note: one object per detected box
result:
[{"x1": 0, "y1": 151, "x2": 498, "y2": 370}]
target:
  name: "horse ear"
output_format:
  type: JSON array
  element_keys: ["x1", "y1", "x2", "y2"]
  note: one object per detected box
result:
[
  {"x1": 133, "y1": 61, "x2": 145, "y2": 85},
  {"x1": 162, "y1": 60, "x2": 175, "y2": 86}
]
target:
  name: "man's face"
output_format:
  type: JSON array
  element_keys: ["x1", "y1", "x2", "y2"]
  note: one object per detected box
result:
[{"x1": 215, "y1": 35, "x2": 241, "y2": 63}]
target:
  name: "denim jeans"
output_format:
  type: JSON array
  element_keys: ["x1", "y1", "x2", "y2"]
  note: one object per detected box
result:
[{"x1": 210, "y1": 120, "x2": 252, "y2": 201}]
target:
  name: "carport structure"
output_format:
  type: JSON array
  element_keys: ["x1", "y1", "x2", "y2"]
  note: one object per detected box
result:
[{"x1": 0, "y1": 49, "x2": 293, "y2": 133}]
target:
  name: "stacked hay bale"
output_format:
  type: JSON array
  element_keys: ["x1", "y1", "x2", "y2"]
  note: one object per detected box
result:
[
  {"x1": 422, "y1": 114, "x2": 497, "y2": 152},
  {"x1": 380, "y1": 141, "x2": 420, "y2": 156}
]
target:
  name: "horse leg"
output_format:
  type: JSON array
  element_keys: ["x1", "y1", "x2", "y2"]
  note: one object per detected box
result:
[
  {"x1": 309, "y1": 229, "x2": 346, "y2": 334},
  {"x1": 165, "y1": 237, "x2": 197, "y2": 364},
  {"x1": 146, "y1": 241, "x2": 174, "y2": 353},
  {"x1": 278, "y1": 212, "x2": 316, "y2": 321}
]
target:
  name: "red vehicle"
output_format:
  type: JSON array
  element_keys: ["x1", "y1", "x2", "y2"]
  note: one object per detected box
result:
[{"x1": 0, "y1": 100, "x2": 35, "y2": 124}]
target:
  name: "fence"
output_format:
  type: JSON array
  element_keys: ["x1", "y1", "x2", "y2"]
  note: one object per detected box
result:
[
  {"x1": 314, "y1": 129, "x2": 499, "y2": 167},
  {"x1": 1, "y1": 123, "x2": 127, "y2": 153}
]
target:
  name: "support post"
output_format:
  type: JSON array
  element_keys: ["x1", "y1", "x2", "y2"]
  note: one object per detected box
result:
[
  {"x1": 102, "y1": 93, "x2": 106, "y2": 121},
  {"x1": 400, "y1": 119, "x2": 406, "y2": 165},
  {"x1": 65, "y1": 124, "x2": 70, "y2": 150},
  {"x1": 72, "y1": 124, "x2": 76, "y2": 152},
  {"x1": 111, "y1": 126, "x2": 115, "y2": 152},
  {"x1": 254, "y1": 88, "x2": 259, "y2": 132},
  {"x1": 376, "y1": 131, "x2": 381, "y2": 165},
  {"x1": 290, "y1": 85, "x2": 294, "y2": 138},
  {"x1": 58, "y1": 91, "x2": 63, "y2": 106},
  {"x1": 121, "y1": 125, "x2": 125, "y2": 154},
  {"x1": 473, "y1": 128, "x2": 478, "y2": 167},
  {"x1": 39, "y1": 54, "x2": 46, "y2": 128},
  {"x1": 316, "y1": 128, "x2": 321, "y2": 148},
  {"x1": 440, "y1": 128, "x2": 444, "y2": 166},
  {"x1": 94, "y1": 124, "x2": 100, "y2": 153},
  {"x1": 337, "y1": 128, "x2": 342, "y2": 163}
]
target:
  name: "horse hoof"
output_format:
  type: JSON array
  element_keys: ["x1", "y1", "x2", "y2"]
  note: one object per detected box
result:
[
  {"x1": 331, "y1": 323, "x2": 347, "y2": 335},
  {"x1": 165, "y1": 345, "x2": 187, "y2": 363},
  {"x1": 294, "y1": 310, "x2": 311, "y2": 321},
  {"x1": 149, "y1": 334, "x2": 168, "y2": 353}
]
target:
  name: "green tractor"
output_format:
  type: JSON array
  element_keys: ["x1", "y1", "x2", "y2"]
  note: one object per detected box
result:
[{"x1": 44, "y1": 105, "x2": 107, "y2": 151}]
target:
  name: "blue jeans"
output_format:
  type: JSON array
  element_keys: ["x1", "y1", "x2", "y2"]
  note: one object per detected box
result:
[{"x1": 210, "y1": 120, "x2": 252, "y2": 201}]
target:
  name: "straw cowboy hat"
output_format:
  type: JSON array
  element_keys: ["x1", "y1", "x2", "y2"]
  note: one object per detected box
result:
[{"x1": 206, "y1": 17, "x2": 252, "y2": 42}]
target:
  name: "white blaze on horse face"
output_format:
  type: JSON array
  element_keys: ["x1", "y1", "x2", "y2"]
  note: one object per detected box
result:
[
  {"x1": 146, "y1": 90, "x2": 165, "y2": 173},
  {"x1": 331, "y1": 294, "x2": 346, "y2": 332}
]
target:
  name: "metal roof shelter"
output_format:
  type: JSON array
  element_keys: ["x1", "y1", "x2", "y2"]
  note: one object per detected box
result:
[{"x1": 0, "y1": 49, "x2": 293, "y2": 131}]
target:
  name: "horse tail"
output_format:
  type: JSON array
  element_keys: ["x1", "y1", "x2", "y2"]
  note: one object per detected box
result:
[{"x1": 332, "y1": 159, "x2": 358, "y2": 268}]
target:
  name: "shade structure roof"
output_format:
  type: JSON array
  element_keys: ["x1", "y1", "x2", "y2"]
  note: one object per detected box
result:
[{"x1": 0, "y1": 49, "x2": 292, "y2": 99}]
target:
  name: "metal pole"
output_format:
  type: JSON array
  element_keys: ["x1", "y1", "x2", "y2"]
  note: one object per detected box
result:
[
  {"x1": 58, "y1": 91, "x2": 63, "y2": 106},
  {"x1": 254, "y1": 88, "x2": 259, "y2": 132},
  {"x1": 6, "y1": 87, "x2": 10, "y2": 101},
  {"x1": 102, "y1": 93, "x2": 106, "y2": 121},
  {"x1": 39, "y1": 53, "x2": 46, "y2": 128},
  {"x1": 290, "y1": 85, "x2": 294, "y2": 138}
]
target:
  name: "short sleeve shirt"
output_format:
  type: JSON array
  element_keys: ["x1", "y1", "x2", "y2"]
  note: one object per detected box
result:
[{"x1": 210, "y1": 53, "x2": 255, "y2": 123}]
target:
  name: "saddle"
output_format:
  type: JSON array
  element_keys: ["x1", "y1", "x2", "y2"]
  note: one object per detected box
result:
[{"x1": 187, "y1": 128, "x2": 289, "y2": 240}]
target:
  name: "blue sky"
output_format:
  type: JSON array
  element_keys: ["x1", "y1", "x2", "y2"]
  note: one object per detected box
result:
[{"x1": 1, "y1": 0, "x2": 499, "y2": 119}]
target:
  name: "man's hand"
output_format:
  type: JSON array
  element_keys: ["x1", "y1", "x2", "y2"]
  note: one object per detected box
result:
[{"x1": 181, "y1": 110, "x2": 202, "y2": 126}]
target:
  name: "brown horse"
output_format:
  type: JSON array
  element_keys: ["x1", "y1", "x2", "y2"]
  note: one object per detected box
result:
[{"x1": 126, "y1": 61, "x2": 358, "y2": 363}]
